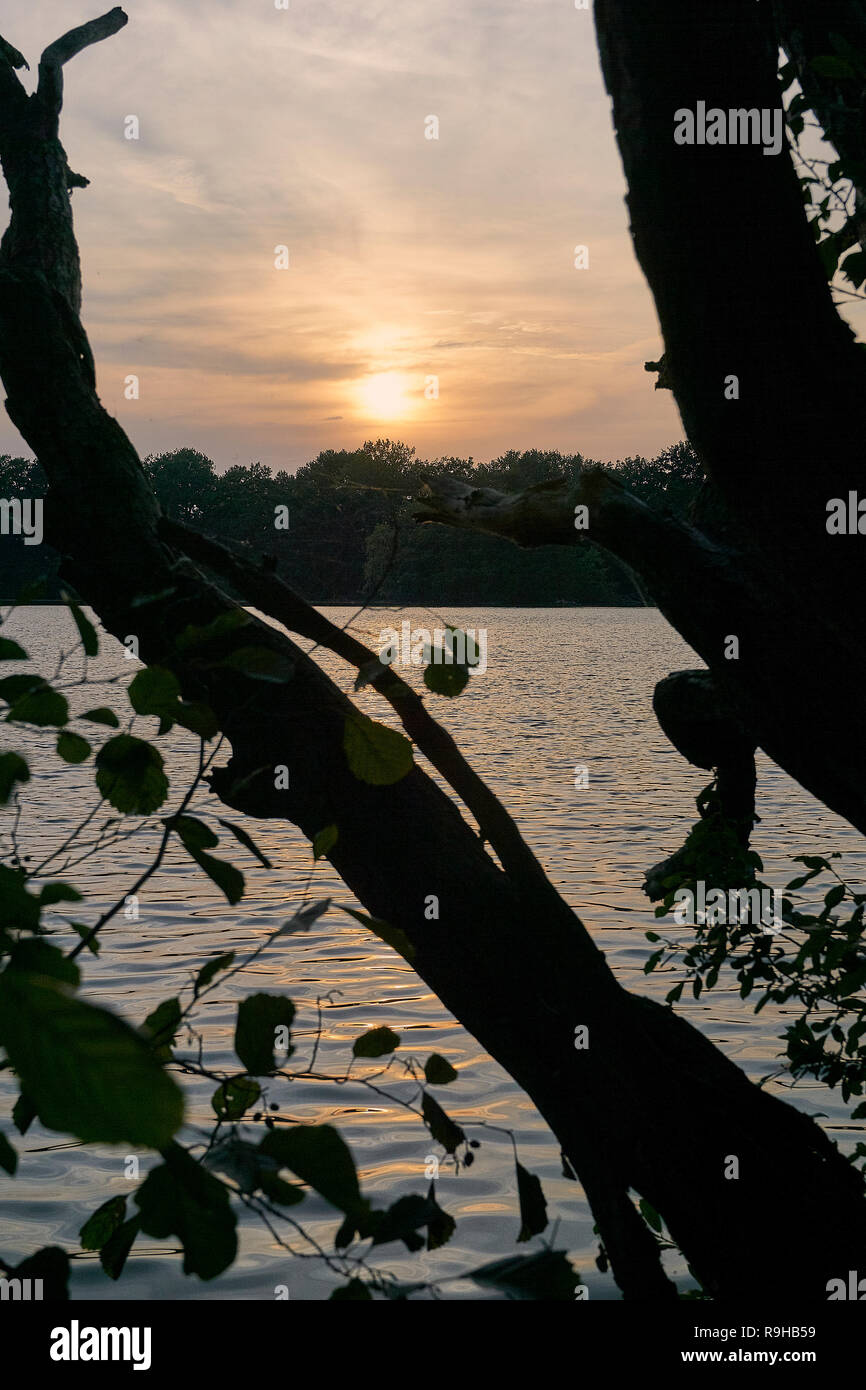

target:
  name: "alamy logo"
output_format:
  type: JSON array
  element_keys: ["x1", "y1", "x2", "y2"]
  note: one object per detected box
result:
[
  {"x1": 826, "y1": 493, "x2": 866, "y2": 534},
  {"x1": 378, "y1": 622, "x2": 488, "y2": 675},
  {"x1": 674, "y1": 102, "x2": 784, "y2": 157},
  {"x1": 827, "y1": 1271, "x2": 866, "y2": 1299},
  {"x1": 0, "y1": 1276, "x2": 42, "y2": 1300},
  {"x1": 50, "y1": 1320, "x2": 152, "y2": 1371},
  {"x1": 0, "y1": 497, "x2": 43, "y2": 545},
  {"x1": 673, "y1": 882, "x2": 782, "y2": 931}
]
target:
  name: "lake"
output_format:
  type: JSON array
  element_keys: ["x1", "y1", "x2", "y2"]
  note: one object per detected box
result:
[{"x1": 1, "y1": 605, "x2": 863, "y2": 1300}]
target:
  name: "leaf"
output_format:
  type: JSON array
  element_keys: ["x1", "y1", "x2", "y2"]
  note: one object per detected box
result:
[
  {"x1": 39, "y1": 882, "x2": 82, "y2": 906},
  {"x1": 80, "y1": 1195, "x2": 127, "y2": 1251},
  {"x1": 260, "y1": 1124, "x2": 362, "y2": 1216},
  {"x1": 342, "y1": 905, "x2": 415, "y2": 962},
  {"x1": 235, "y1": 994, "x2": 295, "y2": 1073},
  {"x1": 4, "y1": 1246, "x2": 70, "y2": 1301},
  {"x1": 168, "y1": 815, "x2": 245, "y2": 904},
  {"x1": 80, "y1": 707, "x2": 120, "y2": 728},
  {"x1": 95, "y1": 735, "x2": 169, "y2": 814},
  {"x1": 639, "y1": 1197, "x2": 662, "y2": 1233},
  {"x1": 128, "y1": 667, "x2": 219, "y2": 740},
  {"x1": 69, "y1": 921, "x2": 100, "y2": 956},
  {"x1": 425, "y1": 1180, "x2": 457, "y2": 1251},
  {"x1": 0, "y1": 971, "x2": 184, "y2": 1147},
  {"x1": 9, "y1": 938, "x2": 80, "y2": 986},
  {"x1": 423, "y1": 1053, "x2": 458, "y2": 1085},
  {"x1": 64, "y1": 597, "x2": 99, "y2": 657},
  {"x1": 423, "y1": 660, "x2": 469, "y2": 698},
  {"x1": 169, "y1": 814, "x2": 218, "y2": 851},
  {"x1": 824, "y1": 883, "x2": 846, "y2": 911},
  {"x1": 516, "y1": 1162, "x2": 548, "y2": 1242},
  {"x1": 128, "y1": 666, "x2": 182, "y2": 716},
  {"x1": 5, "y1": 679, "x2": 68, "y2": 727},
  {"x1": 136, "y1": 1144, "x2": 237, "y2": 1280},
  {"x1": 330, "y1": 1278, "x2": 373, "y2": 1300},
  {"x1": 100, "y1": 1216, "x2": 141, "y2": 1281},
  {"x1": 0, "y1": 751, "x2": 29, "y2": 803},
  {"x1": 185, "y1": 848, "x2": 244, "y2": 905},
  {"x1": 343, "y1": 714, "x2": 413, "y2": 786},
  {"x1": 217, "y1": 818, "x2": 272, "y2": 869},
  {"x1": 0, "y1": 864, "x2": 40, "y2": 931},
  {"x1": 468, "y1": 1249, "x2": 579, "y2": 1301},
  {"x1": 0, "y1": 637, "x2": 26, "y2": 660},
  {"x1": 811, "y1": 53, "x2": 857, "y2": 79},
  {"x1": 56, "y1": 731, "x2": 91, "y2": 764},
  {"x1": 12, "y1": 1091, "x2": 36, "y2": 1135},
  {"x1": 219, "y1": 646, "x2": 295, "y2": 682},
  {"x1": 312, "y1": 824, "x2": 338, "y2": 861},
  {"x1": 194, "y1": 951, "x2": 236, "y2": 998},
  {"x1": 352, "y1": 1025, "x2": 400, "y2": 1058},
  {"x1": 0, "y1": 1131, "x2": 16, "y2": 1174},
  {"x1": 274, "y1": 898, "x2": 331, "y2": 938},
  {"x1": 141, "y1": 997, "x2": 182, "y2": 1061},
  {"x1": 421, "y1": 1091, "x2": 465, "y2": 1155},
  {"x1": 211, "y1": 1076, "x2": 261, "y2": 1121}
]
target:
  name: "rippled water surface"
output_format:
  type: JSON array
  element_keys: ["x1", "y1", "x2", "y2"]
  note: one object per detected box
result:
[{"x1": 1, "y1": 606, "x2": 863, "y2": 1299}]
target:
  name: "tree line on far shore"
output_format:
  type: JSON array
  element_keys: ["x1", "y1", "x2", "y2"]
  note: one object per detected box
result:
[{"x1": 0, "y1": 438, "x2": 703, "y2": 606}]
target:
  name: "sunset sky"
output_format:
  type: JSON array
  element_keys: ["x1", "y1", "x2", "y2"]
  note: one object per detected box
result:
[{"x1": 1, "y1": 0, "x2": 683, "y2": 471}]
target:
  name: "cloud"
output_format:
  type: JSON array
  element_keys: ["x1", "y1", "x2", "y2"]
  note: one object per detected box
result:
[{"x1": 0, "y1": 0, "x2": 681, "y2": 469}]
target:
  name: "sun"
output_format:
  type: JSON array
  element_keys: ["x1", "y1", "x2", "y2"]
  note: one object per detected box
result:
[{"x1": 358, "y1": 371, "x2": 412, "y2": 420}]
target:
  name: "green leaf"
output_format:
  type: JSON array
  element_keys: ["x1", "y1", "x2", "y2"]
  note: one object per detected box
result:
[
  {"x1": 80, "y1": 707, "x2": 120, "y2": 728},
  {"x1": 4, "y1": 1246, "x2": 70, "y2": 1301},
  {"x1": 343, "y1": 714, "x2": 413, "y2": 786},
  {"x1": 468, "y1": 1249, "x2": 579, "y2": 1301},
  {"x1": 260, "y1": 1124, "x2": 362, "y2": 1216},
  {"x1": 8, "y1": 938, "x2": 80, "y2": 986},
  {"x1": 169, "y1": 814, "x2": 218, "y2": 851},
  {"x1": 639, "y1": 1197, "x2": 662, "y2": 1233},
  {"x1": 824, "y1": 883, "x2": 846, "y2": 911},
  {"x1": 0, "y1": 637, "x2": 26, "y2": 660},
  {"x1": 235, "y1": 994, "x2": 295, "y2": 1073},
  {"x1": 342, "y1": 905, "x2": 415, "y2": 962},
  {"x1": 128, "y1": 666, "x2": 182, "y2": 716},
  {"x1": 80, "y1": 1195, "x2": 127, "y2": 1251},
  {"x1": 12, "y1": 1092, "x2": 36, "y2": 1135},
  {"x1": 312, "y1": 824, "x2": 338, "y2": 861},
  {"x1": 423, "y1": 1053, "x2": 458, "y2": 1085},
  {"x1": 421, "y1": 1091, "x2": 465, "y2": 1155},
  {"x1": 0, "y1": 1131, "x2": 17, "y2": 1175},
  {"x1": 39, "y1": 882, "x2": 82, "y2": 907},
  {"x1": 330, "y1": 1278, "x2": 373, "y2": 1300},
  {"x1": 69, "y1": 921, "x2": 100, "y2": 956},
  {"x1": 63, "y1": 597, "x2": 99, "y2": 657},
  {"x1": 56, "y1": 731, "x2": 91, "y2": 764},
  {"x1": 516, "y1": 1161, "x2": 548, "y2": 1243},
  {"x1": 194, "y1": 951, "x2": 236, "y2": 998},
  {"x1": 425, "y1": 1179, "x2": 457, "y2": 1250},
  {"x1": 0, "y1": 751, "x2": 29, "y2": 803},
  {"x1": 811, "y1": 53, "x2": 857, "y2": 79},
  {"x1": 141, "y1": 997, "x2": 181, "y2": 1061},
  {"x1": 5, "y1": 678, "x2": 68, "y2": 727},
  {"x1": 136, "y1": 1144, "x2": 237, "y2": 1280},
  {"x1": 100, "y1": 1216, "x2": 141, "y2": 1281},
  {"x1": 211, "y1": 1076, "x2": 262, "y2": 1121},
  {"x1": 423, "y1": 660, "x2": 469, "y2": 698},
  {"x1": 128, "y1": 667, "x2": 218, "y2": 740},
  {"x1": 95, "y1": 735, "x2": 169, "y2": 814},
  {"x1": 352, "y1": 1025, "x2": 400, "y2": 1058},
  {"x1": 217, "y1": 818, "x2": 272, "y2": 869},
  {"x1": 0, "y1": 971, "x2": 184, "y2": 1146},
  {"x1": 219, "y1": 646, "x2": 295, "y2": 682}
]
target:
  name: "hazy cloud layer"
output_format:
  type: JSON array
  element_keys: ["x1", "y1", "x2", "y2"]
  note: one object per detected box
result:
[{"x1": 0, "y1": 0, "x2": 682, "y2": 469}]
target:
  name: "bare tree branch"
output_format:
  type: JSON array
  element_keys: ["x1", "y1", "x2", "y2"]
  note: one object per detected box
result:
[{"x1": 38, "y1": 7, "x2": 128, "y2": 115}]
